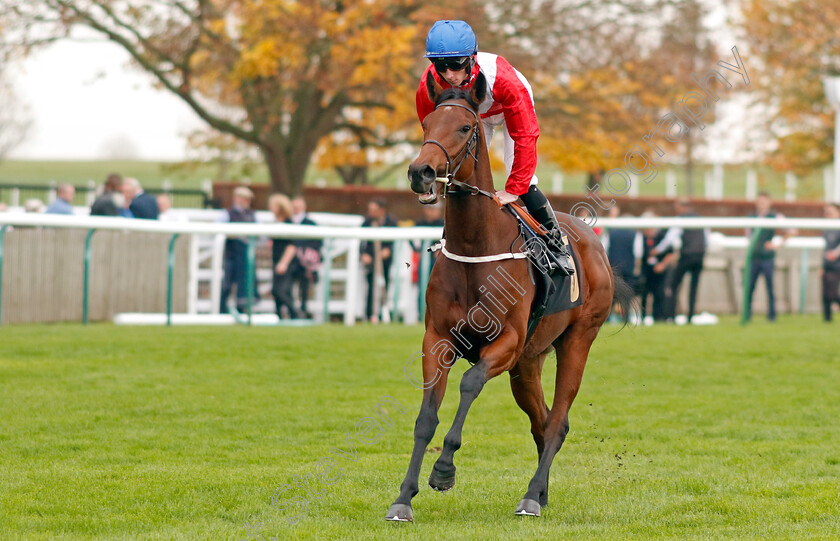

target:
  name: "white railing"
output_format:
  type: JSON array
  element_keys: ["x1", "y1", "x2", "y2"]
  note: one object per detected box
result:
[{"x1": 2, "y1": 212, "x2": 839, "y2": 325}]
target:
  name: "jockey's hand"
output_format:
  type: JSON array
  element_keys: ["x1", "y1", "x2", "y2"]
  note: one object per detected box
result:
[{"x1": 495, "y1": 190, "x2": 518, "y2": 205}]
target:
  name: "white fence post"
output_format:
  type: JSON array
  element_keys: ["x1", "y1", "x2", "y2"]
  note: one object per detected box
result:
[
  {"x1": 187, "y1": 234, "x2": 200, "y2": 314},
  {"x1": 47, "y1": 180, "x2": 57, "y2": 204},
  {"x1": 785, "y1": 172, "x2": 797, "y2": 202},
  {"x1": 210, "y1": 234, "x2": 225, "y2": 314},
  {"x1": 86, "y1": 180, "x2": 97, "y2": 206},
  {"x1": 628, "y1": 173, "x2": 640, "y2": 197},
  {"x1": 665, "y1": 170, "x2": 677, "y2": 198},
  {"x1": 746, "y1": 169, "x2": 757, "y2": 200},
  {"x1": 344, "y1": 239, "x2": 361, "y2": 326},
  {"x1": 835, "y1": 162, "x2": 840, "y2": 202},
  {"x1": 713, "y1": 163, "x2": 724, "y2": 199},
  {"x1": 552, "y1": 172, "x2": 564, "y2": 194},
  {"x1": 704, "y1": 170, "x2": 713, "y2": 199}
]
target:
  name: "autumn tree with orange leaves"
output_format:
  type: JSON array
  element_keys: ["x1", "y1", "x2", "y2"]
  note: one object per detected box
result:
[
  {"x1": 2, "y1": 1, "x2": 727, "y2": 194},
  {"x1": 742, "y1": 0, "x2": 840, "y2": 175},
  {"x1": 2, "y1": 0, "x2": 425, "y2": 195},
  {"x1": 446, "y1": 1, "x2": 720, "y2": 192}
]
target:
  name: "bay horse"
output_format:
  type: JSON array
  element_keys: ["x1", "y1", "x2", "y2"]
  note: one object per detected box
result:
[{"x1": 385, "y1": 70, "x2": 632, "y2": 521}]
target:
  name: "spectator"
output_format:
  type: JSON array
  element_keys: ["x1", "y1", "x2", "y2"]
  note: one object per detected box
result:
[
  {"x1": 639, "y1": 211, "x2": 675, "y2": 323},
  {"x1": 822, "y1": 203, "x2": 840, "y2": 322},
  {"x1": 90, "y1": 173, "x2": 124, "y2": 216},
  {"x1": 122, "y1": 177, "x2": 159, "y2": 219},
  {"x1": 0, "y1": 202, "x2": 7, "y2": 212},
  {"x1": 268, "y1": 194, "x2": 299, "y2": 319},
  {"x1": 361, "y1": 198, "x2": 397, "y2": 323},
  {"x1": 601, "y1": 204, "x2": 642, "y2": 289},
  {"x1": 156, "y1": 193, "x2": 185, "y2": 222},
  {"x1": 45, "y1": 183, "x2": 75, "y2": 215},
  {"x1": 601, "y1": 205, "x2": 642, "y2": 321},
  {"x1": 745, "y1": 192, "x2": 793, "y2": 322},
  {"x1": 654, "y1": 199, "x2": 709, "y2": 323},
  {"x1": 219, "y1": 186, "x2": 258, "y2": 314},
  {"x1": 290, "y1": 196, "x2": 321, "y2": 318},
  {"x1": 24, "y1": 198, "x2": 45, "y2": 213}
]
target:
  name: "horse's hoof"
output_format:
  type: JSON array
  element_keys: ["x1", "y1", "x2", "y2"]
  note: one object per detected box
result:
[
  {"x1": 514, "y1": 498, "x2": 541, "y2": 517},
  {"x1": 385, "y1": 503, "x2": 413, "y2": 522},
  {"x1": 428, "y1": 467, "x2": 456, "y2": 492}
]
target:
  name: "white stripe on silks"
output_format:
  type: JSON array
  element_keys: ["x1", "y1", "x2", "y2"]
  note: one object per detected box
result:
[
  {"x1": 431, "y1": 239, "x2": 530, "y2": 263},
  {"x1": 476, "y1": 52, "x2": 498, "y2": 116}
]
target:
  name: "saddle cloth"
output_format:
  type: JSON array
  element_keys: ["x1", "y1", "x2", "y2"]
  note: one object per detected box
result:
[{"x1": 514, "y1": 218, "x2": 583, "y2": 342}]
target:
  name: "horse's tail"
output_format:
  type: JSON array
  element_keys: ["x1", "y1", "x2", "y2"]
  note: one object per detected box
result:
[{"x1": 611, "y1": 270, "x2": 636, "y2": 328}]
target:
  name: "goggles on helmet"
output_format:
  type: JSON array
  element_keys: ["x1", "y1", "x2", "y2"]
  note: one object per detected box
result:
[{"x1": 432, "y1": 56, "x2": 471, "y2": 74}]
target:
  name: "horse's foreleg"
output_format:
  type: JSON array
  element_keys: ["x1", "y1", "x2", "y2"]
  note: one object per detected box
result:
[
  {"x1": 516, "y1": 324, "x2": 598, "y2": 517},
  {"x1": 386, "y1": 334, "x2": 452, "y2": 522},
  {"x1": 429, "y1": 327, "x2": 521, "y2": 492}
]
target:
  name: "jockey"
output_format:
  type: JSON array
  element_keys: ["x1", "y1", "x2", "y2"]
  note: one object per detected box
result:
[{"x1": 417, "y1": 20, "x2": 575, "y2": 275}]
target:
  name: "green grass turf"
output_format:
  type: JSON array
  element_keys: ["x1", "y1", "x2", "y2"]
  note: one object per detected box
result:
[{"x1": 1, "y1": 317, "x2": 839, "y2": 540}]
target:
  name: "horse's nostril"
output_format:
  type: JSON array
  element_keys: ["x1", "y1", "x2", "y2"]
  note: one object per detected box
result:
[
  {"x1": 420, "y1": 164, "x2": 436, "y2": 182},
  {"x1": 409, "y1": 163, "x2": 437, "y2": 184}
]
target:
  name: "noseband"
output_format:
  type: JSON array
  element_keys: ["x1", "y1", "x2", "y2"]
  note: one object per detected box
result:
[{"x1": 422, "y1": 101, "x2": 492, "y2": 198}]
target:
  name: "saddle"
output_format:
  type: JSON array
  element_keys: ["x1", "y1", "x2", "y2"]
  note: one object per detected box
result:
[{"x1": 501, "y1": 203, "x2": 582, "y2": 341}]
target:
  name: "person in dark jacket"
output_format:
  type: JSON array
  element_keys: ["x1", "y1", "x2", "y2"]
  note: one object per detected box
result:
[
  {"x1": 651, "y1": 199, "x2": 709, "y2": 323},
  {"x1": 745, "y1": 192, "x2": 793, "y2": 322},
  {"x1": 602, "y1": 205, "x2": 642, "y2": 288},
  {"x1": 122, "y1": 177, "x2": 159, "y2": 219},
  {"x1": 640, "y1": 211, "x2": 676, "y2": 323},
  {"x1": 219, "y1": 186, "x2": 257, "y2": 313},
  {"x1": 361, "y1": 199, "x2": 397, "y2": 323},
  {"x1": 822, "y1": 203, "x2": 840, "y2": 322},
  {"x1": 289, "y1": 196, "x2": 321, "y2": 318},
  {"x1": 90, "y1": 173, "x2": 124, "y2": 216},
  {"x1": 269, "y1": 194, "x2": 299, "y2": 319}
]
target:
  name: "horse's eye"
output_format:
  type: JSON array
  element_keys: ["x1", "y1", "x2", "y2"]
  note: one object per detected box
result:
[{"x1": 459, "y1": 125, "x2": 471, "y2": 134}]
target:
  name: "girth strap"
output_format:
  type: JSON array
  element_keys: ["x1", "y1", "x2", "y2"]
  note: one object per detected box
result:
[{"x1": 430, "y1": 239, "x2": 530, "y2": 264}]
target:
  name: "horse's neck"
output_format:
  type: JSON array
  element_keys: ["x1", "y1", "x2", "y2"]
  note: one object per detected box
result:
[{"x1": 444, "y1": 159, "x2": 512, "y2": 256}]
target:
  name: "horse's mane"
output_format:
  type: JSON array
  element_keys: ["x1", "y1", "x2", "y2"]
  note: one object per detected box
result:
[{"x1": 435, "y1": 87, "x2": 480, "y2": 112}]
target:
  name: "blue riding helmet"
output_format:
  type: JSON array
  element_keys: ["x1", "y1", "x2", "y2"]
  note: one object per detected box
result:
[{"x1": 424, "y1": 20, "x2": 478, "y2": 58}]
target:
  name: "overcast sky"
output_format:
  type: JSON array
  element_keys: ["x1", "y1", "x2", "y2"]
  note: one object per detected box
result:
[{"x1": 8, "y1": 40, "x2": 204, "y2": 161}]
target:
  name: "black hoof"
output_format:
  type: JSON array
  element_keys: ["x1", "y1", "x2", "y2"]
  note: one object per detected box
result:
[
  {"x1": 385, "y1": 503, "x2": 413, "y2": 522},
  {"x1": 428, "y1": 466, "x2": 456, "y2": 492},
  {"x1": 514, "y1": 498, "x2": 541, "y2": 517}
]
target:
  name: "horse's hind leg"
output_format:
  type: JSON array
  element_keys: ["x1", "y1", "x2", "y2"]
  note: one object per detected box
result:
[
  {"x1": 429, "y1": 327, "x2": 520, "y2": 492},
  {"x1": 509, "y1": 353, "x2": 550, "y2": 503},
  {"x1": 516, "y1": 324, "x2": 599, "y2": 517}
]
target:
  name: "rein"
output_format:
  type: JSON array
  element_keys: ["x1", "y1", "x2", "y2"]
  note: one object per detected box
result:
[{"x1": 422, "y1": 101, "x2": 494, "y2": 200}]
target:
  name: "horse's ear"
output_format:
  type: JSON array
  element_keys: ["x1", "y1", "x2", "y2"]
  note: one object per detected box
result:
[
  {"x1": 426, "y1": 70, "x2": 443, "y2": 104},
  {"x1": 470, "y1": 71, "x2": 487, "y2": 106}
]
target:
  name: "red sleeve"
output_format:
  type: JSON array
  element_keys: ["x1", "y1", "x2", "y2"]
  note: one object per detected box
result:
[
  {"x1": 492, "y1": 56, "x2": 540, "y2": 196},
  {"x1": 416, "y1": 65, "x2": 436, "y2": 125}
]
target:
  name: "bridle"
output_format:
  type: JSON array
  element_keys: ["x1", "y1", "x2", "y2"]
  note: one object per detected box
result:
[{"x1": 421, "y1": 101, "x2": 494, "y2": 199}]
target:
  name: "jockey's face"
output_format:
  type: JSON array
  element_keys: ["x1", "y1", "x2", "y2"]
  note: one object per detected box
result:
[
  {"x1": 440, "y1": 67, "x2": 468, "y2": 87},
  {"x1": 432, "y1": 56, "x2": 470, "y2": 87}
]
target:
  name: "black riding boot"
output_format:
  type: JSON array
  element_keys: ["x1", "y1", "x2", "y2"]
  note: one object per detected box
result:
[{"x1": 519, "y1": 185, "x2": 575, "y2": 275}]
